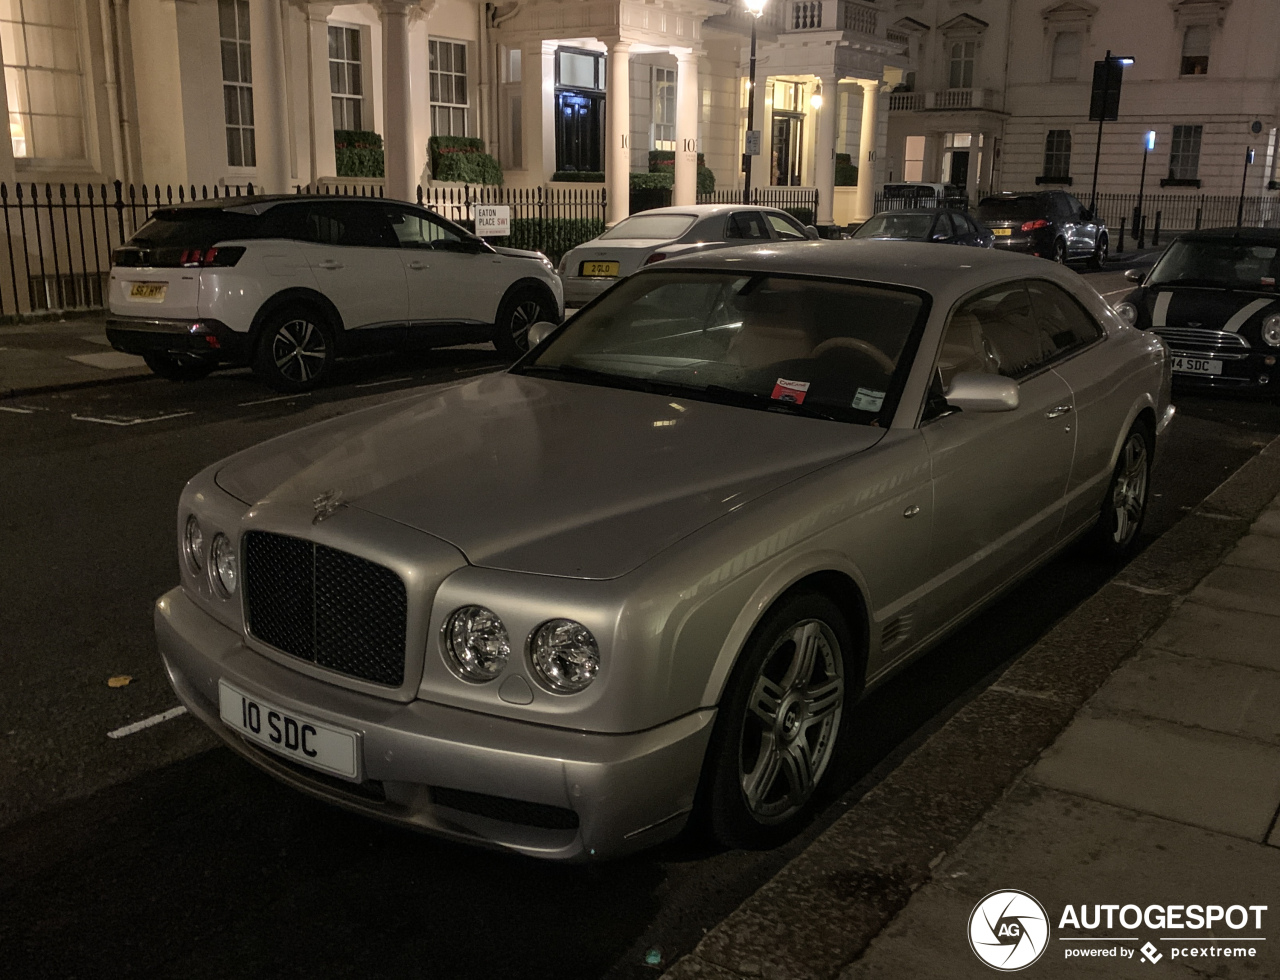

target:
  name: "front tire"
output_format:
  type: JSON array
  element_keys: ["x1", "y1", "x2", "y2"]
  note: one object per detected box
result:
[
  {"x1": 1091, "y1": 422, "x2": 1152, "y2": 560},
  {"x1": 1051, "y1": 238, "x2": 1068, "y2": 264},
  {"x1": 252, "y1": 307, "x2": 335, "y2": 393},
  {"x1": 1089, "y1": 234, "x2": 1109, "y2": 270},
  {"x1": 493, "y1": 285, "x2": 556, "y2": 360},
  {"x1": 142, "y1": 352, "x2": 215, "y2": 382},
  {"x1": 703, "y1": 592, "x2": 856, "y2": 850}
]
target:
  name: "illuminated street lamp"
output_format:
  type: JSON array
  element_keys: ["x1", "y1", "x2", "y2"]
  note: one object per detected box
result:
[
  {"x1": 742, "y1": 0, "x2": 769, "y2": 205},
  {"x1": 1136, "y1": 130, "x2": 1155, "y2": 248}
]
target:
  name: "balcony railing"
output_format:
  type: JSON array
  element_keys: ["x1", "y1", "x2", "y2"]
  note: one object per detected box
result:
[
  {"x1": 787, "y1": 0, "x2": 879, "y2": 35},
  {"x1": 888, "y1": 91, "x2": 924, "y2": 111},
  {"x1": 887, "y1": 88, "x2": 1004, "y2": 112}
]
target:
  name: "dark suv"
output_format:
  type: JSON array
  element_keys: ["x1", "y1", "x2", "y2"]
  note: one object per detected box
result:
[{"x1": 975, "y1": 191, "x2": 1108, "y2": 267}]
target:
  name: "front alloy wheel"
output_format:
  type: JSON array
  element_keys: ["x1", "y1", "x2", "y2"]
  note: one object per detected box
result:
[
  {"x1": 1052, "y1": 238, "x2": 1068, "y2": 264},
  {"x1": 494, "y1": 286, "x2": 553, "y2": 359}
]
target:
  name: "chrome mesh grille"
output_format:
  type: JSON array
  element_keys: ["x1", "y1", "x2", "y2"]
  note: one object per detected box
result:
[
  {"x1": 244, "y1": 531, "x2": 407, "y2": 686},
  {"x1": 1152, "y1": 327, "x2": 1251, "y2": 350}
]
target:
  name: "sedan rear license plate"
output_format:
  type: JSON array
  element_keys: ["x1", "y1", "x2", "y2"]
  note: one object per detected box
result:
[
  {"x1": 1171, "y1": 356, "x2": 1223, "y2": 376},
  {"x1": 129, "y1": 281, "x2": 167, "y2": 302},
  {"x1": 992, "y1": 228, "x2": 1013, "y2": 236},
  {"x1": 217, "y1": 680, "x2": 359, "y2": 779},
  {"x1": 580, "y1": 261, "x2": 620, "y2": 277}
]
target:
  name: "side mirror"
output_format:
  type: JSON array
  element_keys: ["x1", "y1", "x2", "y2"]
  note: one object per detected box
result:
[
  {"x1": 805, "y1": 225, "x2": 821, "y2": 240},
  {"x1": 946, "y1": 372, "x2": 1020, "y2": 413},
  {"x1": 1124, "y1": 268, "x2": 1145, "y2": 283},
  {"x1": 527, "y1": 320, "x2": 558, "y2": 348}
]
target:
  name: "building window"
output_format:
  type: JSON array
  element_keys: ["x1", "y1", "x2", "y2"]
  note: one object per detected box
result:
[
  {"x1": 219, "y1": 0, "x2": 255, "y2": 168},
  {"x1": 1043, "y1": 130, "x2": 1072, "y2": 179},
  {"x1": 0, "y1": 0, "x2": 87, "y2": 160},
  {"x1": 500, "y1": 47, "x2": 522, "y2": 170},
  {"x1": 948, "y1": 40, "x2": 975, "y2": 89},
  {"x1": 652, "y1": 67, "x2": 675, "y2": 151},
  {"x1": 1050, "y1": 32, "x2": 1082, "y2": 81},
  {"x1": 1180, "y1": 25, "x2": 1209, "y2": 75},
  {"x1": 903, "y1": 135, "x2": 926, "y2": 182},
  {"x1": 1169, "y1": 124, "x2": 1203, "y2": 180},
  {"x1": 328, "y1": 25, "x2": 363, "y2": 131},
  {"x1": 429, "y1": 39, "x2": 468, "y2": 137}
]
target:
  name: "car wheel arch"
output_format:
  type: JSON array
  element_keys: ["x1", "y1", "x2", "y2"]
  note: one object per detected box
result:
[
  {"x1": 249, "y1": 288, "x2": 345, "y2": 351},
  {"x1": 497, "y1": 276, "x2": 559, "y2": 324}
]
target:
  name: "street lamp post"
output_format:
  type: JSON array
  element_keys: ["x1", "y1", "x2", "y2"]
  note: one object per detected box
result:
[
  {"x1": 1237, "y1": 147, "x2": 1255, "y2": 227},
  {"x1": 742, "y1": 0, "x2": 768, "y2": 205},
  {"x1": 1089, "y1": 51, "x2": 1135, "y2": 213},
  {"x1": 1136, "y1": 130, "x2": 1154, "y2": 248}
]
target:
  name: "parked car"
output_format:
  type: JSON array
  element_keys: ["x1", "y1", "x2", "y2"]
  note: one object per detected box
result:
[
  {"x1": 975, "y1": 191, "x2": 1108, "y2": 267},
  {"x1": 557, "y1": 204, "x2": 818, "y2": 307},
  {"x1": 157, "y1": 240, "x2": 1171, "y2": 861},
  {"x1": 1114, "y1": 227, "x2": 1280, "y2": 397},
  {"x1": 106, "y1": 196, "x2": 563, "y2": 391},
  {"x1": 850, "y1": 208, "x2": 993, "y2": 248},
  {"x1": 881, "y1": 182, "x2": 968, "y2": 210}
]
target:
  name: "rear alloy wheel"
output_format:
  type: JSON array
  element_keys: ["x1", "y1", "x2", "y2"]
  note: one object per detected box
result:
[
  {"x1": 253, "y1": 309, "x2": 334, "y2": 393},
  {"x1": 494, "y1": 286, "x2": 555, "y2": 360},
  {"x1": 142, "y1": 352, "x2": 215, "y2": 382},
  {"x1": 704, "y1": 593, "x2": 854, "y2": 849},
  {"x1": 1089, "y1": 235, "x2": 1109, "y2": 270},
  {"x1": 1052, "y1": 238, "x2": 1068, "y2": 264},
  {"x1": 1091, "y1": 423, "x2": 1152, "y2": 560}
]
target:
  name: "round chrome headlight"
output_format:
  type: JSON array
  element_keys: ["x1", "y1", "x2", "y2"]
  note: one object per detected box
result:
[
  {"x1": 209, "y1": 533, "x2": 238, "y2": 597},
  {"x1": 1114, "y1": 301, "x2": 1138, "y2": 326},
  {"x1": 443, "y1": 606, "x2": 510, "y2": 682},
  {"x1": 1262, "y1": 313, "x2": 1280, "y2": 347},
  {"x1": 183, "y1": 515, "x2": 204, "y2": 572},
  {"x1": 529, "y1": 619, "x2": 599, "y2": 694}
]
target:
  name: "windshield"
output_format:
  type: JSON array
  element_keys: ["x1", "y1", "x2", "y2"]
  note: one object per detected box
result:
[
  {"x1": 976, "y1": 197, "x2": 1044, "y2": 221},
  {"x1": 1146, "y1": 239, "x2": 1280, "y2": 290},
  {"x1": 515, "y1": 271, "x2": 928, "y2": 425},
  {"x1": 854, "y1": 214, "x2": 935, "y2": 239},
  {"x1": 597, "y1": 213, "x2": 697, "y2": 241}
]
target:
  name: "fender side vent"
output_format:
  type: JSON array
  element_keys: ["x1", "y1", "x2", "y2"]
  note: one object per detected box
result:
[{"x1": 880, "y1": 614, "x2": 913, "y2": 652}]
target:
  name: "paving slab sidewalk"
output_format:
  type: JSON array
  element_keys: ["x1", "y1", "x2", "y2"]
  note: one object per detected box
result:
[
  {"x1": 665, "y1": 437, "x2": 1280, "y2": 980},
  {"x1": 0, "y1": 314, "x2": 150, "y2": 398}
]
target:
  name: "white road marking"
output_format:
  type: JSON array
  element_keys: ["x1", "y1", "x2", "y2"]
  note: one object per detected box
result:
[
  {"x1": 1223, "y1": 298, "x2": 1274, "y2": 333},
  {"x1": 0, "y1": 405, "x2": 34, "y2": 414},
  {"x1": 107, "y1": 705, "x2": 188, "y2": 739},
  {"x1": 71, "y1": 410, "x2": 193, "y2": 426},
  {"x1": 353, "y1": 376, "x2": 412, "y2": 388},
  {"x1": 238, "y1": 393, "x2": 311, "y2": 407}
]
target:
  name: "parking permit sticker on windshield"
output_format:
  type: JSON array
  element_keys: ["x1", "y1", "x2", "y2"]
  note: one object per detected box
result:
[
  {"x1": 771, "y1": 379, "x2": 810, "y2": 404},
  {"x1": 852, "y1": 388, "x2": 885, "y2": 411},
  {"x1": 1263, "y1": 277, "x2": 1276, "y2": 287}
]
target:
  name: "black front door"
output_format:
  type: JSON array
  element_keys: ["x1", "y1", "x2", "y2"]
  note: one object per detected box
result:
[
  {"x1": 555, "y1": 90, "x2": 604, "y2": 173},
  {"x1": 949, "y1": 150, "x2": 970, "y2": 189}
]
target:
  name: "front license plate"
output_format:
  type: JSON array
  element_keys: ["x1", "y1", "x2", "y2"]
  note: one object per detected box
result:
[
  {"x1": 1171, "y1": 355, "x2": 1223, "y2": 376},
  {"x1": 217, "y1": 680, "x2": 359, "y2": 779},
  {"x1": 129, "y1": 281, "x2": 167, "y2": 302},
  {"x1": 992, "y1": 228, "x2": 1013, "y2": 236},
  {"x1": 580, "y1": 260, "x2": 620, "y2": 277}
]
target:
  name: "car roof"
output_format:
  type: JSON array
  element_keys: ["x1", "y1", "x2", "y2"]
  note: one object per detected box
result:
[
  {"x1": 149, "y1": 195, "x2": 394, "y2": 214},
  {"x1": 618, "y1": 203, "x2": 793, "y2": 218},
  {"x1": 1172, "y1": 226, "x2": 1280, "y2": 244},
  {"x1": 867, "y1": 208, "x2": 961, "y2": 216}
]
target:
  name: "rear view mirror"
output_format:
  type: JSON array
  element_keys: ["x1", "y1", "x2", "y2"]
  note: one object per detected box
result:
[
  {"x1": 1124, "y1": 268, "x2": 1145, "y2": 283},
  {"x1": 527, "y1": 321, "x2": 558, "y2": 348},
  {"x1": 946, "y1": 372, "x2": 1019, "y2": 412}
]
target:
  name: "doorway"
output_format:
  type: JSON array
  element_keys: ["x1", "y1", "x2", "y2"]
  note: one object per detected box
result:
[{"x1": 771, "y1": 115, "x2": 804, "y2": 186}]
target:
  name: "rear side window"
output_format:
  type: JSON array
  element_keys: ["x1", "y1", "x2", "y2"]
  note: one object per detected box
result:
[
  {"x1": 129, "y1": 209, "x2": 261, "y2": 247},
  {"x1": 725, "y1": 211, "x2": 771, "y2": 240},
  {"x1": 1026, "y1": 280, "x2": 1104, "y2": 356},
  {"x1": 299, "y1": 203, "x2": 398, "y2": 248},
  {"x1": 947, "y1": 282, "x2": 1049, "y2": 380}
]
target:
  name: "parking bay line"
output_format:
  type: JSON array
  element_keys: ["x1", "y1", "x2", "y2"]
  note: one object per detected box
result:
[
  {"x1": 353, "y1": 376, "x2": 412, "y2": 389},
  {"x1": 72, "y1": 411, "x2": 194, "y2": 426},
  {"x1": 238, "y1": 393, "x2": 312, "y2": 407},
  {"x1": 0, "y1": 405, "x2": 34, "y2": 414},
  {"x1": 107, "y1": 705, "x2": 188, "y2": 739}
]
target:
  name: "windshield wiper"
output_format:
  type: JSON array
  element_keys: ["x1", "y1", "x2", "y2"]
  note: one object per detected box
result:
[
  {"x1": 699, "y1": 384, "x2": 846, "y2": 422},
  {"x1": 518, "y1": 362, "x2": 671, "y2": 395}
]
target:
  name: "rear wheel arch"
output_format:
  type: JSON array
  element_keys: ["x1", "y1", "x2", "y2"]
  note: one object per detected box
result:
[{"x1": 250, "y1": 288, "x2": 344, "y2": 352}]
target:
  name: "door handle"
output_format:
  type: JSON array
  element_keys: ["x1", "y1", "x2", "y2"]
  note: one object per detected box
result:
[
  {"x1": 407, "y1": 261, "x2": 428, "y2": 270},
  {"x1": 1045, "y1": 404, "x2": 1073, "y2": 419},
  {"x1": 903, "y1": 504, "x2": 921, "y2": 519},
  {"x1": 316, "y1": 259, "x2": 343, "y2": 270}
]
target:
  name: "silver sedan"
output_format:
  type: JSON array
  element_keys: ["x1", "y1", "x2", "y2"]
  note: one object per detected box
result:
[
  {"x1": 157, "y1": 241, "x2": 1172, "y2": 861},
  {"x1": 557, "y1": 203, "x2": 818, "y2": 307}
]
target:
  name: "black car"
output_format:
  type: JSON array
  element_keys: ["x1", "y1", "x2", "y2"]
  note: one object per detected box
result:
[
  {"x1": 975, "y1": 191, "x2": 1108, "y2": 267},
  {"x1": 850, "y1": 208, "x2": 993, "y2": 247},
  {"x1": 1115, "y1": 228, "x2": 1280, "y2": 398}
]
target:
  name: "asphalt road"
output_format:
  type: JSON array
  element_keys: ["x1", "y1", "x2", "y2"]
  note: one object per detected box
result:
[{"x1": 2, "y1": 263, "x2": 1279, "y2": 980}]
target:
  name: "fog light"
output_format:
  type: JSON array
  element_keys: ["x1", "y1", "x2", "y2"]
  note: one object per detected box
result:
[
  {"x1": 1259, "y1": 374, "x2": 1270, "y2": 385},
  {"x1": 1265, "y1": 356, "x2": 1277, "y2": 366}
]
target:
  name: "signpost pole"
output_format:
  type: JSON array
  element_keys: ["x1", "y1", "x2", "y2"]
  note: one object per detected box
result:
[
  {"x1": 1237, "y1": 147, "x2": 1254, "y2": 227},
  {"x1": 742, "y1": 7, "x2": 763, "y2": 205},
  {"x1": 1089, "y1": 51, "x2": 1112, "y2": 213},
  {"x1": 1136, "y1": 131, "x2": 1153, "y2": 249}
]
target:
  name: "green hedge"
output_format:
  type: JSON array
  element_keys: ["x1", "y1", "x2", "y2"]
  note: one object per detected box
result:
[
  {"x1": 334, "y1": 129, "x2": 384, "y2": 178},
  {"x1": 630, "y1": 169, "x2": 716, "y2": 195},
  {"x1": 429, "y1": 135, "x2": 503, "y2": 185},
  {"x1": 486, "y1": 217, "x2": 606, "y2": 263},
  {"x1": 835, "y1": 152, "x2": 859, "y2": 187}
]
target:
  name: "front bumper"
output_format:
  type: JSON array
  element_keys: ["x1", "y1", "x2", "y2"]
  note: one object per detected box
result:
[
  {"x1": 1166, "y1": 347, "x2": 1280, "y2": 396},
  {"x1": 155, "y1": 587, "x2": 715, "y2": 861},
  {"x1": 560, "y1": 275, "x2": 617, "y2": 307},
  {"x1": 106, "y1": 315, "x2": 249, "y2": 362}
]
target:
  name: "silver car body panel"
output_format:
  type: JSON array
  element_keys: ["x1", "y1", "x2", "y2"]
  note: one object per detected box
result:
[{"x1": 162, "y1": 239, "x2": 1171, "y2": 858}]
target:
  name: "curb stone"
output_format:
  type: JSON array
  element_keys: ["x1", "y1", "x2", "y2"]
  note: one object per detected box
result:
[{"x1": 663, "y1": 434, "x2": 1280, "y2": 980}]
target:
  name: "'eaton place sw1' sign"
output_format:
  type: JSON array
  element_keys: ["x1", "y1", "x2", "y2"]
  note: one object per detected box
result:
[{"x1": 475, "y1": 205, "x2": 511, "y2": 237}]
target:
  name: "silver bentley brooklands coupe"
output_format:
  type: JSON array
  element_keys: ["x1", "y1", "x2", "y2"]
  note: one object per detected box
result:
[{"x1": 156, "y1": 241, "x2": 1173, "y2": 861}]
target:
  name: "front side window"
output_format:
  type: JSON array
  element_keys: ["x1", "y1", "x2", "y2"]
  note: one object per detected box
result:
[
  {"x1": 516, "y1": 271, "x2": 929, "y2": 426},
  {"x1": 725, "y1": 211, "x2": 771, "y2": 240},
  {"x1": 1, "y1": 0, "x2": 87, "y2": 161},
  {"x1": 1169, "y1": 124, "x2": 1203, "y2": 181},
  {"x1": 1043, "y1": 130, "x2": 1072, "y2": 180},
  {"x1": 1181, "y1": 25, "x2": 1210, "y2": 75},
  {"x1": 947, "y1": 282, "x2": 1048, "y2": 381},
  {"x1": 429, "y1": 39, "x2": 468, "y2": 137},
  {"x1": 384, "y1": 205, "x2": 463, "y2": 247},
  {"x1": 948, "y1": 40, "x2": 975, "y2": 89},
  {"x1": 219, "y1": 0, "x2": 255, "y2": 167},
  {"x1": 328, "y1": 25, "x2": 363, "y2": 131},
  {"x1": 302, "y1": 203, "x2": 398, "y2": 248},
  {"x1": 1026, "y1": 280, "x2": 1103, "y2": 357}
]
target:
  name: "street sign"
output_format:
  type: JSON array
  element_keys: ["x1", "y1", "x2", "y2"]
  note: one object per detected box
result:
[
  {"x1": 474, "y1": 204, "x2": 510, "y2": 237},
  {"x1": 744, "y1": 130, "x2": 762, "y2": 156},
  {"x1": 1088, "y1": 59, "x2": 1124, "y2": 121}
]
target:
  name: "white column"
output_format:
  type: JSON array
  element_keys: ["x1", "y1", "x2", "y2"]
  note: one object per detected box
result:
[
  {"x1": 673, "y1": 48, "x2": 699, "y2": 206},
  {"x1": 606, "y1": 39, "x2": 632, "y2": 226},
  {"x1": 966, "y1": 131, "x2": 981, "y2": 201},
  {"x1": 259, "y1": 0, "x2": 291, "y2": 191},
  {"x1": 813, "y1": 74, "x2": 838, "y2": 226},
  {"x1": 304, "y1": 5, "x2": 337, "y2": 185},
  {"x1": 854, "y1": 79, "x2": 881, "y2": 221},
  {"x1": 380, "y1": 0, "x2": 416, "y2": 202}
]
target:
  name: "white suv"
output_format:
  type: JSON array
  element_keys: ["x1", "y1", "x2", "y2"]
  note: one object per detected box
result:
[{"x1": 107, "y1": 196, "x2": 563, "y2": 391}]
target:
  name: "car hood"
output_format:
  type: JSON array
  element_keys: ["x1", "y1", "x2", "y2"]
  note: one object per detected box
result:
[
  {"x1": 215, "y1": 373, "x2": 883, "y2": 579},
  {"x1": 1140, "y1": 283, "x2": 1279, "y2": 333}
]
